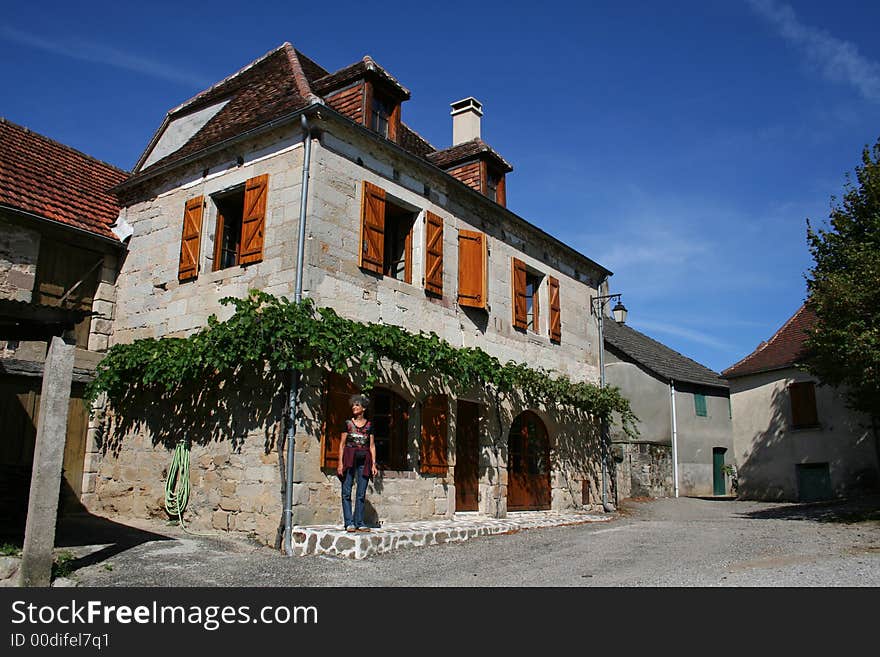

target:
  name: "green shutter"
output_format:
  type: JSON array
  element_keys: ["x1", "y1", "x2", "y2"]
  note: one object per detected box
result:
[{"x1": 694, "y1": 393, "x2": 707, "y2": 417}]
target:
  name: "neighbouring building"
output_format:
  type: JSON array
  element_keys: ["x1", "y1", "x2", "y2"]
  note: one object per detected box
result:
[
  {"x1": 0, "y1": 118, "x2": 127, "y2": 527},
  {"x1": 723, "y1": 304, "x2": 879, "y2": 501},
  {"x1": 88, "y1": 43, "x2": 618, "y2": 543},
  {"x1": 603, "y1": 317, "x2": 735, "y2": 499}
]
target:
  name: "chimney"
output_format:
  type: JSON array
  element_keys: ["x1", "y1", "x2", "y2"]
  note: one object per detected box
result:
[{"x1": 450, "y1": 97, "x2": 483, "y2": 146}]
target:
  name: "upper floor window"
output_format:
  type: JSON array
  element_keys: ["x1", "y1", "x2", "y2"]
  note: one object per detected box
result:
[
  {"x1": 511, "y1": 258, "x2": 560, "y2": 341},
  {"x1": 213, "y1": 186, "x2": 244, "y2": 270},
  {"x1": 694, "y1": 393, "x2": 707, "y2": 417},
  {"x1": 790, "y1": 381, "x2": 819, "y2": 429},
  {"x1": 485, "y1": 167, "x2": 506, "y2": 207},
  {"x1": 359, "y1": 181, "x2": 415, "y2": 284}
]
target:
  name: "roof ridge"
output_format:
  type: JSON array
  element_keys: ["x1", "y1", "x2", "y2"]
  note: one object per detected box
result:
[
  {"x1": 721, "y1": 303, "x2": 807, "y2": 376},
  {"x1": 0, "y1": 117, "x2": 129, "y2": 176},
  {"x1": 281, "y1": 43, "x2": 323, "y2": 105}
]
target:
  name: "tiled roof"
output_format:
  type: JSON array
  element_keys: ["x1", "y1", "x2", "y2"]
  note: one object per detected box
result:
[
  {"x1": 427, "y1": 138, "x2": 513, "y2": 173},
  {"x1": 722, "y1": 304, "x2": 815, "y2": 379},
  {"x1": 0, "y1": 118, "x2": 127, "y2": 240},
  {"x1": 312, "y1": 56, "x2": 410, "y2": 100},
  {"x1": 604, "y1": 319, "x2": 728, "y2": 389}
]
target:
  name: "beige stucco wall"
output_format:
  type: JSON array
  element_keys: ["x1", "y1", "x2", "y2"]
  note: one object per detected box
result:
[
  {"x1": 90, "y1": 117, "x2": 610, "y2": 542},
  {"x1": 730, "y1": 367, "x2": 879, "y2": 501}
]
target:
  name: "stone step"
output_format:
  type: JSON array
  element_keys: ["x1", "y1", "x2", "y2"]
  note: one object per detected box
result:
[{"x1": 291, "y1": 510, "x2": 612, "y2": 559}]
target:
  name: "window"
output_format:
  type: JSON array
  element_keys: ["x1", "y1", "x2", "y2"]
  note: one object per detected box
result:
[
  {"x1": 694, "y1": 393, "x2": 707, "y2": 417},
  {"x1": 358, "y1": 181, "x2": 416, "y2": 283},
  {"x1": 790, "y1": 381, "x2": 819, "y2": 429},
  {"x1": 512, "y1": 258, "x2": 547, "y2": 334},
  {"x1": 458, "y1": 230, "x2": 488, "y2": 309},
  {"x1": 485, "y1": 169, "x2": 506, "y2": 206},
  {"x1": 210, "y1": 174, "x2": 268, "y2": 271},
  {"x1": 213, "y1": 189, "x2": 243, "y2": 270},
  {"x1": 420, "y1": 394, "x2": 448, "y2": 474},
  {"x1": 371, "y1": 387, "x2": 409, "y2": 470},
  {"x1": 370, "y1": 95, "x2": 394, "y2": 138}
]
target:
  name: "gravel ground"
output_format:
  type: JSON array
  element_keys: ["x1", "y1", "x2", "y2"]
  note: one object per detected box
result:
[{"x1": 68, "y1": 495, "x2": 880, "y2": 587}]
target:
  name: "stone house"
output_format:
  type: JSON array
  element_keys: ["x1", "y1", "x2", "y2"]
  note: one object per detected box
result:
[
  {"x1": 89, "y1": 43, "x2": 617, "y2": 543},
  {"x1": 0, "y1": 118, "x2": 126, "y2": 526},
  {"x1": 723, "y1": 304, "x2": 879, "y2": 501},
  {"x1": 603, "y1": 318, "x2": 735, "y2": 499}
]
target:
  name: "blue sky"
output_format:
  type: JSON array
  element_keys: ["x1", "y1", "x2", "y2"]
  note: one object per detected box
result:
[{"x1": 3, "y1": 0, "x2": 878, "y2": 373}]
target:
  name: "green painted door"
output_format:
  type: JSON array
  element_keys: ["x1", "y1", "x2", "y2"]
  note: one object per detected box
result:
[
  {"x1": 797, "y1": 463, "x2": 832, "y2": 502},
  {"x1": 713, "y1": 448, "x2": 726, "y2": 495}
]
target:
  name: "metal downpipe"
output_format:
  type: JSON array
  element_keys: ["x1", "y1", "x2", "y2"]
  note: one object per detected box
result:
[
  {"x1": 670, "y1": 380, "x2": 680, "y2": 498},
  {"x1": 284, "y1": 114, "x2": 313, "y2": 556}
]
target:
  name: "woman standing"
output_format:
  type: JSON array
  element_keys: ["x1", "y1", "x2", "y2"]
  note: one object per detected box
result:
[{"x1": 337, "y1": 394, "x2": 378, "y2": 532}]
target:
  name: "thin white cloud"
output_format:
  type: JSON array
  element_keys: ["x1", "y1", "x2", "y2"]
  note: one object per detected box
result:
[
  {"x1": 746, "y1": 0, "x2": 880, "y2": 103},
  {"x1": 0, "y1": 26, "x2": 209, "y2": 88},
  {"x1": 631, "y1": 319, "x2": 734, "y2": 352}
]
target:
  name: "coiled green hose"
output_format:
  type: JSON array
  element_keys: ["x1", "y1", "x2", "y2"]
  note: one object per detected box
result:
[{"x1": 164, "y1": 441, "x2": 191, "y2": 522}]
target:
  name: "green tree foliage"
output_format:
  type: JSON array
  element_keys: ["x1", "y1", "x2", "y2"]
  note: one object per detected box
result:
[
  {"x1": 86, "y1": 290, "x2": 638, "y2": 437},
  {"x1": 805, "y1": 139, "x2": 880, "y2": 418}
]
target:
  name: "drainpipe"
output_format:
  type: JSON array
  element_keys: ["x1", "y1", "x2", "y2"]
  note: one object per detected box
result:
[
  {"x1": 595, "y1": 277, "x2": 614, "y2": 512},
  {"x1": 669, "y1": 380, "x2": 680, "y2": 498},
  {"x1": 283, "y1": 114, "x2": 314, "y2": 556}
]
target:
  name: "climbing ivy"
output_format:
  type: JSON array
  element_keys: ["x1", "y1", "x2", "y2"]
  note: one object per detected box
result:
[{"x1": 86, "y1": 290, "x2": 638, "y2": 437}]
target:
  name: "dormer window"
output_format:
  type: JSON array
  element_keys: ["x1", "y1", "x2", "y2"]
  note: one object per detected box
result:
[
  {"x1": 485, "y1": 167, "x2": 506, "y2": 207},
  {"x1": 370, "y1": 95, "x2": 395, "y2": 138}
]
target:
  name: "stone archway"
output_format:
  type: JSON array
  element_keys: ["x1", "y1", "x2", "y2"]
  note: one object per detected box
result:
[{"x1": 507, "y1": 410, "x2": 551, "y2": 510}]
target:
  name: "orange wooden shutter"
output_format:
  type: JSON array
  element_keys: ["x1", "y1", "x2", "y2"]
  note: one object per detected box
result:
[
  {"x1": 359, "y1": 181, "x2": 385, "y2": 274},
  {"x1": 420, "y1": 394, "x2": 448, "y2": 475},
  {"x1": 511, "y1": 257, "x2": 527, "y2": 330},
  {"x1": 548, "y1": 276, "x2": 561, "y2": 342},
  {"x1": 240, "y1": 174, "x2": 268, "y2": 265},
  {"x1": 424, "y1": 212, "x2": 444, "y2": 296},
  {"x1": 321, "y1": 372, "x2": 362, "y2": 469},
  {"x1": 457, "y1": 230, "x2": 487, "y2": 309},
  {"x1": 178, "y1": 196, "x2": 204, "y2": 282}
]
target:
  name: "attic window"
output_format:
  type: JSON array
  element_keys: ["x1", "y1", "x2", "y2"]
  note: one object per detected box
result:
[
  {"x1": 485, "y1": 167, "x2": 506, "y2": 207},
  {"x1": 370, "y1": 95, "x2": 395, "y2": 138}
]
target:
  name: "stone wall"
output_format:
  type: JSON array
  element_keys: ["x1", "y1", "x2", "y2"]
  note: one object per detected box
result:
[
  {"x1": 0, "y1": 215, "x2": 39, "y2": 303},
  {"x1": 613, "y1": 442, "x2": 673, "y2": 500}
]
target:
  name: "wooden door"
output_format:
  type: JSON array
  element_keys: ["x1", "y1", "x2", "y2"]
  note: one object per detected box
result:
[
  {"x1": 455, "y1": 400, "x2": 480, "y2": 512},
  {"x1": 712, "y1": 447, "x2": 726, "y2": 496},
  {"x1": 507, "y1": 411, "x2": 551, "y2": 510}
]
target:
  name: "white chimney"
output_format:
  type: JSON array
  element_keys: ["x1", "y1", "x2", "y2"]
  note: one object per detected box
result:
[{"x1": 450, "y1": 97, "x2": 483, "y2": 146}]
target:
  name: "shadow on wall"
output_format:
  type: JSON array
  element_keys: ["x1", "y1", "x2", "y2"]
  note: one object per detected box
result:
[
  {"x1": 96, "y1": 364, "x2": 301, "y2": 457},
  {"x1": 737, "y1": 380, "x2": 878, "y2": 502}
]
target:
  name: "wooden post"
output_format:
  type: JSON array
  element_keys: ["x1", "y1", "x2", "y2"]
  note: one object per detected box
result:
[{"x1": 18, "y1": 336, "x2": 75, "y2": 587}]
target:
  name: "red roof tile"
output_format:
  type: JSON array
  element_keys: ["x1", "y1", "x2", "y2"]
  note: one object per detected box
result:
[
  {"x1": 722, "y1": 304, "x2": 816, "y2": 378},
  {"x1": 427, "y1": 138, "x2": 513, "y2": 173},
  {"x1": 0, "y1": 118, "x2": 127, "y2": 240}
]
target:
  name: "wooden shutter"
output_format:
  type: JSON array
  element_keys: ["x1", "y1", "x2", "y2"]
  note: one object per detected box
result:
[
  {"x1": 240, "y1": 174, "x2": 268, "y2": 265},
  {"x1": 359, "y1": 181, "x2": 385, "y2": 274},
  {"x1": 178, "y1": 196, "x2": 203, "y2": 281},
  {"x1": 790, "y1": 382, "x2": 818, "y2": 428},
  {"x1": 694, "y1": 393, "x2": 707, "y2": 417},
  {"x1": 424, "y1": 212, "x2": 444, "y2": 296},
  {"x1": 457, "y1": 230, "x2": 487, "y2": 309},
  {"x1": 321, "y1": 372, "x2": 362, "y2": 469},
  {"x1": 420, "y1": 394, "x2": 448, "y2": 475},
  {"x1": 548, "y1": 276, "x2": 561, "y2": 342},
  {"x1": 511, "y1": 258, "x2": 527, "y2": 330}
]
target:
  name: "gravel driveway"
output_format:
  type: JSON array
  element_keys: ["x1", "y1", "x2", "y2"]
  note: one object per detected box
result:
[{"x1": 69, "y1": 495, "x2": 880, "y2": 587}]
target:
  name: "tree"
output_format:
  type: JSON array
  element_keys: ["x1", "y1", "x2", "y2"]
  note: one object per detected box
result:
[{"x1": 804, "y1": 139, "x2": 880, "y2": 422}]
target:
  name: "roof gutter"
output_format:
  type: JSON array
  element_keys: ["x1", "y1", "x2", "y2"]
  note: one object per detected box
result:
[{"x1": 0, "y1": 204, "x2": 125, "y2": 250}]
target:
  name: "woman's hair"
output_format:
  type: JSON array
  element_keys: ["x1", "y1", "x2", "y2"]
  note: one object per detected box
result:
[{"x1": 349, "y1": 394, "x2": 370, "y2": 410}]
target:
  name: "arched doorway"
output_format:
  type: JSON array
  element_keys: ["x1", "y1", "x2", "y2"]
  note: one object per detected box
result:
[{"x1": 507, "y1": 411, "x2": 551, "y2": 510}]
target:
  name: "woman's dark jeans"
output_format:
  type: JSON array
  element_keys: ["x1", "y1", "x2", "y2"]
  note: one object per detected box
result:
[{"x1": 341, "y1": 463, "x2": 368, "y2": 529}]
